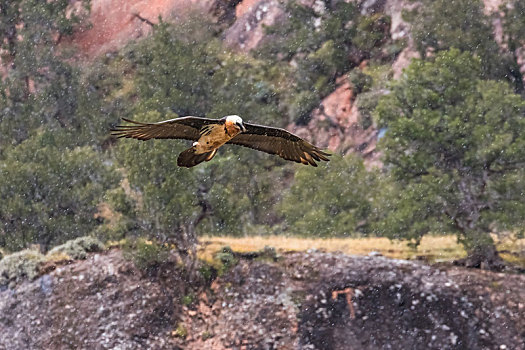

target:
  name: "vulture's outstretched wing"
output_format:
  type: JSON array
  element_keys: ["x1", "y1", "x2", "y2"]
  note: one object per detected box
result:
[
  {"x1": 110, "y1": 117, "x2": 220, "y2": 141},
  {"x1": 227, "y1": 123, "x2": 330, "y2": 166}
]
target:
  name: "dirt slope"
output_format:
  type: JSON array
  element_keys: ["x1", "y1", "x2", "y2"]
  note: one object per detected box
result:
[{"x1": 1, "y1": 249, "x2": 523, "y2": 349}]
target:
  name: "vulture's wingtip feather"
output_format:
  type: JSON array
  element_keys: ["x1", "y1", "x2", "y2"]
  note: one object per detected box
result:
[{"x1": 121, "y1": 117, "x2": 150, "y2": 126}]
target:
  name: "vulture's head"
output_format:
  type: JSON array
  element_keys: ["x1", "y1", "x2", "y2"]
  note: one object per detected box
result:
[{"x1": 225, "y1": 115, "x2": 246, "y2": 133}]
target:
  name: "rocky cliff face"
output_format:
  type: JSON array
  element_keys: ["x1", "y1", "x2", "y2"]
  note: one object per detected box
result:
[
  {"x1": 73, "y1": 0, "x2": 283, "y2": 57},
  {"x1": 1, "y1": 249, "x2": 523, "y2": 349}
]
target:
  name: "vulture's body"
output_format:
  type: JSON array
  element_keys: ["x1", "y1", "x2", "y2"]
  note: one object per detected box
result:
[{"x1": 111, "y1": 115, "x2": 330, "y2": 167}]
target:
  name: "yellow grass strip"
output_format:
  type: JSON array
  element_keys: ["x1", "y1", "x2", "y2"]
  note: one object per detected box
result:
[{"x1": 198, "y1": 235, "x2": 467, "y2": 263}]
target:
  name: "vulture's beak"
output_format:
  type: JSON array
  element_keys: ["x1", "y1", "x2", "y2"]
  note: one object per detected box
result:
[{"x1": 237, "y1": 122, "x2": 246, "y2": 133}]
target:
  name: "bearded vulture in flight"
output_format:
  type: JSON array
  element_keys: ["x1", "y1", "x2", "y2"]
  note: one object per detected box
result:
[{"x1": 111, "y1": 115, "x2": 330, "y2": 168}]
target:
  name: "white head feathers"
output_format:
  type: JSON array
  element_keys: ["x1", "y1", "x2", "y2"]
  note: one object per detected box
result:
[{"x1": 225, "y1": 115, "x2": 243, "y2": 125}]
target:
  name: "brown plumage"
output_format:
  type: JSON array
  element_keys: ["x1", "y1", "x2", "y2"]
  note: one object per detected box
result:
[{"x1": 111, "y1": 115, "x2": 330, "y2": 167}]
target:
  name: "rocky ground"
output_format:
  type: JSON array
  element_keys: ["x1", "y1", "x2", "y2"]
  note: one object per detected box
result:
[{"x1": 0, "y1": 248, "x2": 523, "y2": 350}]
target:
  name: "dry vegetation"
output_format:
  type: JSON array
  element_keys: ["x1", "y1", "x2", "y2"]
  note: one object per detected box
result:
[{"x1": 199, "y1": 235, "x2": 525, "y2": 267}]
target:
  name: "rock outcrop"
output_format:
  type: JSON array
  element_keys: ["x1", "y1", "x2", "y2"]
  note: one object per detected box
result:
[
  {"x1": 1, "y1": 249, "x2": 523, "y2": 349},
  {"x1": 223, "y1": 0, "x2": 283, "y2": 51},
  {"x1": 288, "y1": 77, "x2": 381, "y2": 166}
]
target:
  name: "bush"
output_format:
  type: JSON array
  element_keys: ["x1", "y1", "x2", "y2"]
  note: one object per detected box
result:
[
  {"x1": 47, "y1": 236, "x2": 105, "y2": 260},
  {"x1": 280, "y1": 155, "x2": 377, "y2": 237},
  {"x1": 92, "y1": 219, "x2": 136, "y2": 242},
  {"x1": 355, "y1": 90, "x2": 384, "y2": 130},
  {"x1": 348, "y1": 69, "x2": 373, "y2": 94},
  {"x1": 215, "y1": 246, "x2": 237, "y2": 269},
  {"x1": 0, "y1": 249, "x2": 45, "y2": 288},
  {"x1": 122, "y1": 238, "x2": 171, "y2": 270}
]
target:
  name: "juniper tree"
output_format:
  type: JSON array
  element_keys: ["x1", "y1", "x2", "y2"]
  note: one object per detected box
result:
[{"x1": 375, "y1": 49, "x2": 525, "y2": 269}]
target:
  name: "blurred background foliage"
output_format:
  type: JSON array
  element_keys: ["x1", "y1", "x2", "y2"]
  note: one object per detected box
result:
[
  {"x1": 0, "y1": 0, "x2": 523, "y2": 268},
  {"x1": 279, "y1": 154, "x2": 377, "y2": 237}
]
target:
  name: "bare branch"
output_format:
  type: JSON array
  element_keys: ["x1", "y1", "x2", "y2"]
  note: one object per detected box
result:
[{"x1": 132, "y1": 13, "x2": 155, "y2": 27}]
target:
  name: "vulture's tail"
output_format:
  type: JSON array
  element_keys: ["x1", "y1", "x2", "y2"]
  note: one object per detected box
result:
[{"x1": 177, "y1": 147, "x2": 217, "y2": 168}]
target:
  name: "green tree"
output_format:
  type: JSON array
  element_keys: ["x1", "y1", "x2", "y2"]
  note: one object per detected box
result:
[
  {"x1": 405, "y1": 0, "x2": 522, "y2": 89},
  {"x1": 0, "y1": 131, "x2": 119, "y2": 251},
  {"x1": 0, "y1": 0, "x2": 88, "y2": 64},
  {"x1": 0, "y1": 0, "x2": 128, "y2": 253},
  {"x1": 197, "y1": 149, "x2": 289, "y2": 236},
  {"x1": 375, "y1": 49, "x2": 525, "y2": 269},
  {"x1": 115, "y1": 114, "x2": 287, "y2": 248},
  {"x1": 0, "y1": 0, "x2": 90, "y2": 148},
  {"x1": 280, "y1": 155, "x2": 376, "y2": 237},
  {"x1": 129, "y1": 19, "x2": 218, "y2": 118},
  {"x1": 111, "y1": 19, "x2": 311, "y2": 272}
]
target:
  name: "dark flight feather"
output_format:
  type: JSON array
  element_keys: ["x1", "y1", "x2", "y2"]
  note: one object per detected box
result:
[
  {"x1": 110, "y1": 117, "x2": 221, "y2": 141},
  {"x1": 227, "y1": 123, "x2": 330, "y2": 166}
]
